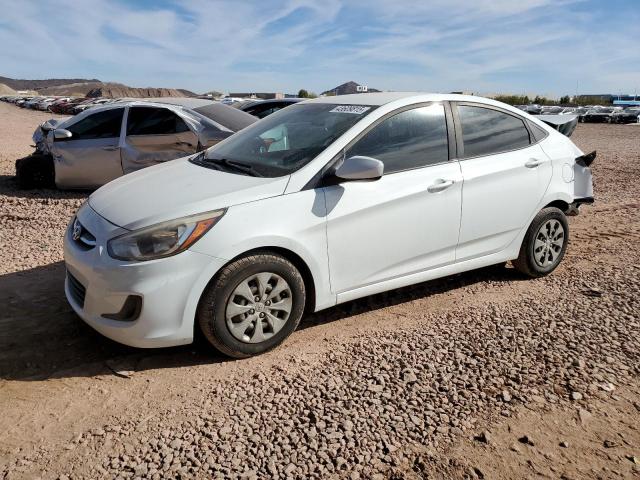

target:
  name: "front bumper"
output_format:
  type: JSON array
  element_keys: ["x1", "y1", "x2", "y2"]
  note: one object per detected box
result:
[{"x1": 63, "y1": 204, "x2": 227, "y2": 348}]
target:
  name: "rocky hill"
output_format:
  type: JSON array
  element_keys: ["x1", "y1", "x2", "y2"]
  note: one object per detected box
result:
[
  {"x1": 0, "y1": 76, "x2": 101, "y2": 91},
  {"x1": 86, "y1": 85, "x2": 188, "y2": 98},
  {"x1": 321, "y1": 81, "x2": 381, "y2": 96},
  {"x1": 0, "y1": 83, "x2": 17, "y2": 95},
  {"x1": 0, "y1": 75, "x2": 197, "y2": 98}
]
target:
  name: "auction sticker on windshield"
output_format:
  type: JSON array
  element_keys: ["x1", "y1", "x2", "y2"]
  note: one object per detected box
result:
[{"x1": 330, "y1": 105, "x2": 371, "y2": 114}]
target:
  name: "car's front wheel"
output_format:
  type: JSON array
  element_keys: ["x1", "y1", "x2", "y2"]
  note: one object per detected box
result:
[
  {"x1": 512, "y1": 207, "x2": 569, "y2": 278},
  {"x1": 197, "y1": 253, "x2": 306, "y2": 358}
]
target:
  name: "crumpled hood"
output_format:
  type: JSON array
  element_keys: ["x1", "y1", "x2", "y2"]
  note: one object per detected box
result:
[
  {"x1": 89, "y1": 157, "x2": 289, "y2": 230},
  {"x1": 32, "y1": 119, "x2": 62, "y2": 154}
]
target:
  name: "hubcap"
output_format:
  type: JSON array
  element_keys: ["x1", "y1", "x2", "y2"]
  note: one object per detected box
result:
[
  {"x1": 533, "y1": 219, "x2": 565, "y2": 268},
  {"x1": 225, "y1": 272, "x2": 293, "y2": 344}
]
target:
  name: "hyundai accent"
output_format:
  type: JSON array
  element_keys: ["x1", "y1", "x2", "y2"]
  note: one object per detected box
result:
[{"x1": 63, "y1": 93, "x2": 595, "y2": 357}]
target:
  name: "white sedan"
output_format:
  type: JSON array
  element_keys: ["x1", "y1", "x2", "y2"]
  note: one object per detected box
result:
[{"x1": 63, "y1": 93, "x2": 595, "y2": 357}]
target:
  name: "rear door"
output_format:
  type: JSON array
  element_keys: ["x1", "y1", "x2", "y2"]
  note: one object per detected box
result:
[
  {"x1": 52, "y1": 107, "x2": 125, "y2": 188},
  {"x1": 122, "y1": 106, "x2": 198, "y2": 174},
  {"x1": 453, "y1": 103, "x2": 552, "y2": 261},
  {"x1": 324, "y1": 103, "x2": 463, "y2": 297}
]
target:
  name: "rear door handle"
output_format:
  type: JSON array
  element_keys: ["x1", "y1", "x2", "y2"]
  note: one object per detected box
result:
[
  {"x1": 175, "y1": 141, "x2": 194, "y2": 147},
  {"x1": 427, "y1": 179, "x2": 455, "y2": 193},
  {"x1": 525, "y1": 158, "x2": 545, "y2": 168},
  {"x1": 102, "y1": 146, "x2": 118, "y2": 151}
]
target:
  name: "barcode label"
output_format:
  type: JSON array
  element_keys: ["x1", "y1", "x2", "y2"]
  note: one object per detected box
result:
[{"x1": 330, "y1": 105, "x2": 371, "y2": 114}]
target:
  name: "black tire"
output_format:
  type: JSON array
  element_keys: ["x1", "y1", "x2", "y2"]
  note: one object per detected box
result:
[
  {"x1": 197, "y1": 252, "x2": 306, "y2": 358},
  {"x1": 512, "y1": 207, "x2": 569, "y2": 278},
  {"x1": 15, "y1": 154, "x2": 54, "y2": 189}
]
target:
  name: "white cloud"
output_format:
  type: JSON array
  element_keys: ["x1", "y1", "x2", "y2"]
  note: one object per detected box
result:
[{"x1": 0, "y1": 0, "x2": 637, "y2": 95}]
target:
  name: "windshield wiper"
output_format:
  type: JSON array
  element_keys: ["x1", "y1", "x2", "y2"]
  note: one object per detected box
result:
[{"x1": 200, "y1": 157, "x2": 263, "y2": 177}]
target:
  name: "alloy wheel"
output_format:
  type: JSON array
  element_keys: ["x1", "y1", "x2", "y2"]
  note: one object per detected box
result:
[
  {"x1": 533, "y1": 219, "x2": 565, "y2": 268},
  {"x1": 225, "y1": 272, "x2": 293, "y2": 344}
]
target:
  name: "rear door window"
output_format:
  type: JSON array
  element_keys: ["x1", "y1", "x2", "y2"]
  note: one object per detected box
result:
[
  {"x1": 67, "y1": 108, "x2": 124, "y2": 140},
  {"x1": 126, "y1": 107, "x2": 190, "y2": 136},
  {"x1": 458, "y1": 105, "x2": 530, "y2": 158},
  {"x1": 347, "y1": 103, "x2": 449, "y2": 173}
]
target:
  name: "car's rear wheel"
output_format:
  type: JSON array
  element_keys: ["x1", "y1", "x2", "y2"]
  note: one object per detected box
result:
[
  {"x1": 197, "y1": 253, "x2": 306, "y2": 358},
  {"x1": 512, "y1": 207, "x2": 569, "y2": 278}
]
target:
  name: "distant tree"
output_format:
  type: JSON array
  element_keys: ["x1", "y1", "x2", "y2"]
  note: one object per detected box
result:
[
  {"x1": 493, "y1": 95, "x2": 531, "y2": 105},
  {"x1": 298, "y1": 89, "x2": 310, "y2": 98},
  {"x1": 559, "y1": 95, "x2": 570, "y2": 105}
]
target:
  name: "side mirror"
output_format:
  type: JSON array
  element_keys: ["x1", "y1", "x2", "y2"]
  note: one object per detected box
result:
[
  {"x1": 334, "y1": 156, "x2": 384, "y2": 181},
  {"x1": 53, "y1": 129, "x2": 73, "y2": 140}
]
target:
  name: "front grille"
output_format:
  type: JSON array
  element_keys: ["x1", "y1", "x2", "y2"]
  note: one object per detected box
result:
[{"x1": 67, "y1": 272, "x2": 86, "y2": 308}]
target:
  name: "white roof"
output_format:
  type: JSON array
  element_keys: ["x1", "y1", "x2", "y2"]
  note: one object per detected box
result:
[
  {"x1": 303, "y1": 92, "x2": 542, "y2": 119},
  {"x1": 305, "y1": 92, "x2": 426, "y2": 105},
  {"x1": 305, "y1": 92, "x2": 495, "y2": 106}
]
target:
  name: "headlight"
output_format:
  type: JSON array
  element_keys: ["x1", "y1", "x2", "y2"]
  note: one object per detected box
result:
[{"x1": 107, "y1": 210, "x2": 225, "y2": 261}]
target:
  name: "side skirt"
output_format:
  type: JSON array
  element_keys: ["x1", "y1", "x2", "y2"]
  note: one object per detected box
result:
[{"x1": 336, "y1": 250, "x2": 514, "y2": 305}]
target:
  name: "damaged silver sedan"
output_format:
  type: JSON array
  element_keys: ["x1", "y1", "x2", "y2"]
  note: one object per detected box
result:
[{"x1": 18, "y1": 99, "x2": 256, "y2": 189}]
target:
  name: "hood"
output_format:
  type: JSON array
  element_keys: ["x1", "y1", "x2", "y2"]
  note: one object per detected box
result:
[
  {"x1": 89, "y1": 157, "x2": 289, "y2": 230},
  {"x1": 32, "y1": 119, "x2": 62, "y2": 154}
]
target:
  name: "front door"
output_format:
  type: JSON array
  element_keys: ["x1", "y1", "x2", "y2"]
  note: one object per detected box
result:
[
  {"x1": 52, "y1": 107, "x2": 125, "y2": 188},
  {"x1": 324, "y1": 103, "x2": 463, "y2": 296}
]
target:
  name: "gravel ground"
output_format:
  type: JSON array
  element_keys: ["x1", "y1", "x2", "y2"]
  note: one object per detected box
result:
[
  {"x1": 0, "y1": 104, "x2": 81, "y2": 275},
  {"x1": 0, "y1": 103, "x2": 638, "y2": 479}
]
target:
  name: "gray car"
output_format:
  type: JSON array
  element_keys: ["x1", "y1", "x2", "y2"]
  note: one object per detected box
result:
[{"x1": 21, "y1": 99, "x2": 256, "y2": 189}]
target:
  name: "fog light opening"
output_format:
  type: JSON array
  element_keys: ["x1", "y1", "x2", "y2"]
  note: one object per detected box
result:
[{"x1": 102, "y1": 295, "x2": 143, "y2": 322}]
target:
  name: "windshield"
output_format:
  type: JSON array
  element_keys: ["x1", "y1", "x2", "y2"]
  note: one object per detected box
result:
[{"x1": 199, "y1": 103, "x2": 376, "y2": 177}]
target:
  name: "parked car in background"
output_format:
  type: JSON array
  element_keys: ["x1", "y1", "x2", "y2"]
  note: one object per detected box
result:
[
  {"x1": 49, "y1": 97, "x2": 79, "y2": 114},
  {"x1": 35, "y1": 97, "x2": 58, "y2": 111},
  {"x1": 581, "y1": 107, "x2": 614, "y2": 123},
  {"x1": 17, "y1": 99, "x2": 257, "y2": 189},
  {"x1": 523, "y1": 104, "x2": 542, "y2": 115},
  {"x1": 23, "y1": 97, "x2": 45, "y2": 109},
  {"x1": 46, "y1": 97, "x2": 72, "y2": 112},
  {"x1": 610, "y1": 107, "x2": 640, "y2": 124},
  {"x1": 73, "y1": 98, "x2": 113, "y2": 114},
  {"x1": 220, "y1": 97, "x2": 245, "y2": 105},
  {"x1": 233, "y1": 98, "x2": 303, "y2": 119},
  {"x1": 62, "y1": 93, "x2": 594, "y2": 357},
  {"x1": 540, "y1": 106, "x2": 563, "y2": 115}
]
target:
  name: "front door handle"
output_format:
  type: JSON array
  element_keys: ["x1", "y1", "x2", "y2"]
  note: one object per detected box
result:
[
  {"x1": 102, "y1": 146, "x2": 118, "y2": 151},
  {"x1": 525, "y1": 158, "x2": 545, "y2": 168},
  {"x1": 175, "y1": 141, "x2": 194, "y2": 147},
  {"x1": 427, "y1": 179, "x2": 455, "y2": 193}
]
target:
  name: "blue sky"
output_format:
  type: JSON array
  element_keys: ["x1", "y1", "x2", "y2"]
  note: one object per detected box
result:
[{"x1": 0, "y1": 0, "x2": 638, "y2": 96}]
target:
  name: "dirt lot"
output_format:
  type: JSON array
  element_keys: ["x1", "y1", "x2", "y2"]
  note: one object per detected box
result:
[{"x1": 0, "y1": 102, "x2": 638, "y2": 479}]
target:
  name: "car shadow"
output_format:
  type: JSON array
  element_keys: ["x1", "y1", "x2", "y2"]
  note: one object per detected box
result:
[
  {"x1": 300, "y1": 262, "x2": 524, "y2": 329},
  {"x1": 0, "y1": 261, "x2": 525, "y2": 382},
  {"x1": 0, "y1": 174, "x2": 90, "y2": 200}
]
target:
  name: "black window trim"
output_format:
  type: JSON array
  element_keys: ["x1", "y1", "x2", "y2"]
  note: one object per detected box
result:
[
  {"x1": 304, "y1": 101, "x2": 455, "y2": 190},
  {"x1": 57, "y1": 107, "x2": 125, "y2": 142},
  {"x1": 451, "y1": 101, "x2": 546, "y2": 160},
  {"x1": 125, "y1": 105, "x2": 191, "y2": 137}
]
